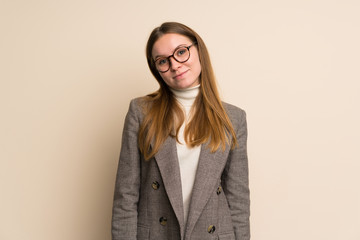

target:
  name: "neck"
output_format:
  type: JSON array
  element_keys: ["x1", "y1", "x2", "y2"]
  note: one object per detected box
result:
[{"x1": 170, "y1": 84, "x2": 200, "y2": 107}]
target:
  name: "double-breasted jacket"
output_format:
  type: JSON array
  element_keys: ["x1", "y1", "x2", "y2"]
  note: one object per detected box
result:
[{"x1": 112, "y1": 97, "x2": 250, "y2": 240}]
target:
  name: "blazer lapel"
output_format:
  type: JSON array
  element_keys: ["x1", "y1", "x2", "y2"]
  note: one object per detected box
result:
[
  {"x1": 184, "y1": 143, "x2": 230, "y2": 237},
  {"x1": 154, "y1": 136, "x2": 185, "y2": 237}
]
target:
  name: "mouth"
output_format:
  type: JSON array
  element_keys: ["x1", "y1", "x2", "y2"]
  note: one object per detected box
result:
[{"x1": 174, "y1": 70, "x2": 189, "y2": 80}]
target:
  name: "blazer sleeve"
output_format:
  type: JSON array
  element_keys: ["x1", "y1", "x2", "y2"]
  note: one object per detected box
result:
[
  {"x1": 221, "y1": 108, "x2": 250, "y2": 240},
  {"x1": 112, "y1": 99, "x2": 142, "y2": 240}
]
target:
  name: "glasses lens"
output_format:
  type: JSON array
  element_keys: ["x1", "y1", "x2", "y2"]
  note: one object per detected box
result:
[
  {"x1": 156, "y1": 58, "x2": 169, "y2": 72},
  {"x1": 174, "y1": 47, "x2": 190, "y2": 62},
  {"x1": 155, "y1": 46, "x2": 191, "y2": 73}
]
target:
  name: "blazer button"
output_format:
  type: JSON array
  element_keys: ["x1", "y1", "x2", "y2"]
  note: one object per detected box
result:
[
  {"x1": 152, "y1": 181, "x2": 160, "y2": 190},
  {"x1": 207, "y1": 225, "x2": 216, "y2": 234},
  {"x1": 216, "y1": 186, "x2": 222, "y2": 195},
  {"x1": 159, "y1": 217, "x2": 167, "y2": 226}
]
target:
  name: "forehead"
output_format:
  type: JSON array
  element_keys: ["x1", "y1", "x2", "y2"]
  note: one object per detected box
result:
[{"x1": 152, "y1": 33, "x2": 192, "y2": 57}]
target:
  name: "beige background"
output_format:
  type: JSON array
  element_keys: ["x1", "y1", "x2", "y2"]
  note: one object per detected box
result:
[{"x1": 1, "y1": 0, "x2": 359, "y2": 239}]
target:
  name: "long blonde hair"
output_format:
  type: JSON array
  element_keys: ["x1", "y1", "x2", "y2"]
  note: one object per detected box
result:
[{"x1": 139, "y1": 22, "x2": 237, "y2": 160}]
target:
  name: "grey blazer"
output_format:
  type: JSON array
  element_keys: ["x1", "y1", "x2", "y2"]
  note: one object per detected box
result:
[{"x1": 112, "y1": 97, "x2": 250, "y2": 240}]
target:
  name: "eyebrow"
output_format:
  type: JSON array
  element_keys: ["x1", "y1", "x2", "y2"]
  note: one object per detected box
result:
[{"x1": 154, "y1": 44, "x2": 189, "y2": 60}]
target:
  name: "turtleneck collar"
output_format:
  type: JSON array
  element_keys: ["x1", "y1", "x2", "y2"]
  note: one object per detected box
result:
[{"x1": 170, "y1": 84, "x2": 200, "y2": 108}]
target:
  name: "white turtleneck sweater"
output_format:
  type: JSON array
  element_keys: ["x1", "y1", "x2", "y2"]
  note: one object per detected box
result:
[{"x1": 170, "y1": 84, "x2": 201, "y2": 225}]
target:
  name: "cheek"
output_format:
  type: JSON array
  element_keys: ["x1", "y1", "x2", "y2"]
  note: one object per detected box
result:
[
  {"x1": 159, "y1": 72, "x2": 171, "y2": 82},
  {"x1": 196, "y1": 60, "x2": 202, "y2": 72},
  {"x1": 190, "y1": 53, "x2": 201, "y2": 71},
  {"x1": 192, "y1": 58, "x2": 202, "y2": 74}
]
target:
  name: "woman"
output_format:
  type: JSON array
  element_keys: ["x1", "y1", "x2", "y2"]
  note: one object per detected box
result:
[{"x1": 112, "y1": 22, "x2": 250, "y2": 240}]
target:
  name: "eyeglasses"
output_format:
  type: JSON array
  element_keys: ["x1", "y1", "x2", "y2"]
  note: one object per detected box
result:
[{"x1": 154, "y1": 44, "x2": 195, "y2": 73}]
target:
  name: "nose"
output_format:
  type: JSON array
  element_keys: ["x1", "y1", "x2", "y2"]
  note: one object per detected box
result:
[{"x1": 169, "y1": 57, "x2": 182, "y2": 71}]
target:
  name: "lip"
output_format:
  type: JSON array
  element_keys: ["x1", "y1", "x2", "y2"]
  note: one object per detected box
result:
[{"x1": 174, "y1": 70, "x2": 189, "y2": 80}]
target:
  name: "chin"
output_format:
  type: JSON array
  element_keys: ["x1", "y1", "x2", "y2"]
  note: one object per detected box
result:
[{"x1": 177, "y1": 83, "x2": 193, "y2": 89}]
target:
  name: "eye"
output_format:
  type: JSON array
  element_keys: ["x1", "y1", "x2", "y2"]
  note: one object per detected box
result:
[
  {"x1": 157, "y1": 58, "x2": 168, "y2": 66},
  {"x1": 176, "y1": 48, "x2": 187, "y2": 56}
]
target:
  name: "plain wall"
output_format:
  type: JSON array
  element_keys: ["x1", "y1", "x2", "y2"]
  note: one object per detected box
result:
[{"x1": 1, "y1": 0, "x2": 359, "y2": 239}]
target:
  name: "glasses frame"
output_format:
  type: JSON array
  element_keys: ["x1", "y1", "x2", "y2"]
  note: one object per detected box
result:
[{"x1": 153, "y1": 43, "x2": 195, "y2": 73}]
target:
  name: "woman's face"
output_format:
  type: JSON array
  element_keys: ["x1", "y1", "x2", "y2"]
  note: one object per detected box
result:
[{"x1": 152, "y1": 33, "x2": 201, "y2": 90}]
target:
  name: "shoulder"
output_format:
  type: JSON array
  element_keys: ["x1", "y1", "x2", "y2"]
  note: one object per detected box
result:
[
  {"x1": 222, "y1": 102, "x2": 248, "y2": 140},
  {"x1": 222, "y1": 101, "x2": 247, "y2": 132},
  {"x1": 222, "y1": 102, "x2": 246, "y2": 120},
  {"x1": 123, "y1": 96, "x2": 150, "y2": 128},
  {"x1": 127, "y1": 96, "x2": 149, "y2": 116}
]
